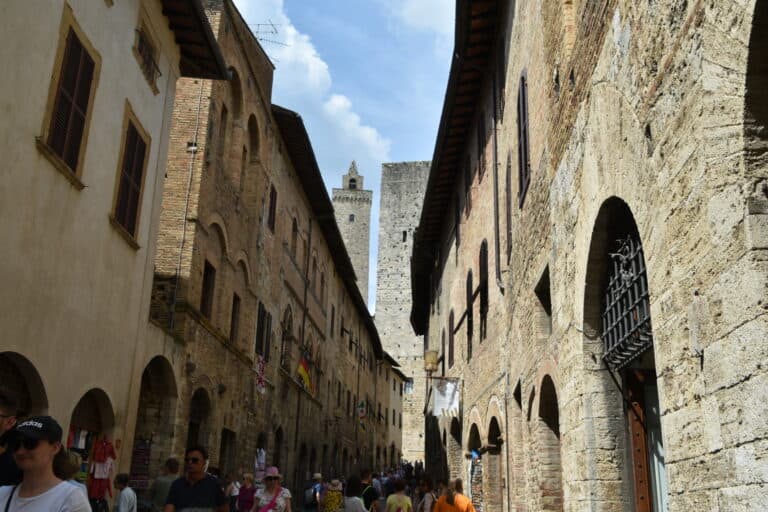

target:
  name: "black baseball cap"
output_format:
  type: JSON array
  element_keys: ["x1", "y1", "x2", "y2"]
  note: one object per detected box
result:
[{"x1": 13, "y1": 416, "x2": 63, "y2": 443}]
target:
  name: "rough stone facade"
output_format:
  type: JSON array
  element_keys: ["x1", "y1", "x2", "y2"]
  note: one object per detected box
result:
[
  {"x1": 375, "y1": 161, "x2": 431, "y2": 463},
  {"x1": 413, "y1": 1, "x2": 768, "y2": 511},
  {"x1": 147, "y1": 0, "x2": 398, "y2": 499},
  {"x1": 333, "y1": 162, "x2": 372, "y2": 304}
]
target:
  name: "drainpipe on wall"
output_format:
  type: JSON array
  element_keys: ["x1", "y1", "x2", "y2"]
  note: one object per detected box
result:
[{"x1": 492, "y1": 71, "x2": 505, "y2": 293}]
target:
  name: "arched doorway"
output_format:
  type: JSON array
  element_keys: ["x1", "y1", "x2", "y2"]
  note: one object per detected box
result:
[
  {"x1": 448, "y1": 417, "x2": 462, "y2": 478},
  {"x1": 186, "y1": 388, "x2": 211, "y2": 450},
  {"x1": 537, "y1": 376, "x2": 562, "y2": 511},
  {"x1": 130, "y1": 356, "x2": 178, "y2": 491},
  {"x1": 69, "y1": 388, "x2": 116, "y2": 503},
  {"x1": 484, "y1": 417, "x2": 503, "y2": 511},
  {"x1": 583, "y1": 197, "x2": 666, "y2": 511},
  {"x1": 0, "y1": 352, "x2": 48, "y2": 416},
  {"x1": 468, "y1": 424, "x2": 484, "y2": 511}
]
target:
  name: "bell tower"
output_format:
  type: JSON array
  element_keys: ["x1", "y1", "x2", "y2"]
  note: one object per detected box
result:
[{"x1": 332, "y1": 161, "x2": 372, "y2": 304}]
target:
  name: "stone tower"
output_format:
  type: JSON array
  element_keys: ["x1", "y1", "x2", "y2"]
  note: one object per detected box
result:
[
  {"x1": 375, "y1": 161, "x2": 431, "y2": 463},
  {"x1": 332, "y1": 161, "x2": 372, "y2": 303}
]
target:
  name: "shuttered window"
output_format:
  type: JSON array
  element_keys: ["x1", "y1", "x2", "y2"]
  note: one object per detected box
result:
[
  {"x1": 200, "y1": 261, "x2": 216, "y2": 319},
  {"x1": 517, "y1": 71, "x2": 531, "y2": 207},
  {"x1": 48, "y1": 28, "x2": 95, "y2": 173},
  {"x1": 114, "y1": 121, "x2": 147, "y2": 236},
  {"x1": 255, "y1": 302, "x2": 272, "y2": 361}
]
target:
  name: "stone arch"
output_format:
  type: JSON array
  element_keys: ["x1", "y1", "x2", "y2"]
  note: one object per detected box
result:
[
  {"x1": 69, "y1": 388, "x2": 116, "y2": 447},
  {"x1": 0, "y1": 351, "x2": 48, "y2": 416},
  {"x1": 447, "y1": 417, "x2": 462, "y2": 478},
  {"x1": 247, "y1": 114, "x2": 260, "y2": 162},
  {"x1": 744, "y1": 1, "x2": 768, "y2": 172},
  {"x1": 536, "y1": 375, "x2": 563, "y2": 511},
  {"x1": 235, "y1": 253, "x2": 252, "y2": 289},
  {"x1": 582, "y1": 196, "x2": 666, "y2": 511},
  {"x1": 130, "y1": 356, "x2": 178, "y2": 484},
  {"x1": 484, "y1": 416, "x2": 504, "y2": 511},
  {"x1": 186, "y1": 387, "x2": 212, "y2": 450},
  {"x1": 207, "y1": 215, "x2": 230, "y2": 262}
]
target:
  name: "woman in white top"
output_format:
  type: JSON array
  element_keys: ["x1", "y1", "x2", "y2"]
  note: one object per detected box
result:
[
  {"x1": 0, "y1": 416, "x2": 91, "y2": 511},
  {"x1": 252, "y1": 466, "x2": 291, "y2": 512}
]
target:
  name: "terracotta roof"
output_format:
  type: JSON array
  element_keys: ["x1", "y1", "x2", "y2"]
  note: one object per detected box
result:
[
  {"x1": 160, "y1": 0, "x2": 227, "y2": 79},
  {"x1": 271, "y1": 105, "x2": 383, "y2": 359},
  {"x1": 411, "y1": 0, "x2": 501, "y2": 334}
]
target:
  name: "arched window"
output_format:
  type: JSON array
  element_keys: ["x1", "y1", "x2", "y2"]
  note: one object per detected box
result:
[
  {"x1": 349, "y1": 178, "x2": 357, "y2": 189},
  {"x1": 448, "y1": 311, "x2": 455, "y2": 368},
  {"x1": 479, "y1": 241, "x2": 489, "y2": 340},
  {"x1": 290, "y1": 218, "x2": 298, "y2": 259},
  {"x1": 466, "y1": 271, "x2": 473, "y2": 360},
  {"x1": 248, "y1": 114, "x2": 260, "y2": 162},
  {"x1": 280, "y1": 307, "x2": 293, "y2": 369}
]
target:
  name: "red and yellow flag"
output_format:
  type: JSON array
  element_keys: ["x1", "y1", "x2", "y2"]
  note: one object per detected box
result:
[{"x1": 297, "y1": 356, "x2": 313, "y2": 394}]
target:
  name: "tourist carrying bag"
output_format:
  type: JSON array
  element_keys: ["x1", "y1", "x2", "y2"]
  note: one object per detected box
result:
[{"x1": 4, "y1": 486, "x2": 17, "y2": 512}]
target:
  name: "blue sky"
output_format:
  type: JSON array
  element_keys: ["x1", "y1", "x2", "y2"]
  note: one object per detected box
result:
[{"x1": 232, "y1": 0, "x2": 454, "y2": 310}]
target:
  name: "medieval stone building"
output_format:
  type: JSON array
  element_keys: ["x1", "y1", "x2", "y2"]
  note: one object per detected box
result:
[
  {"x1": 143, "y1": 0, "x2": 400, "y2": 498},
  {"x1": 413, "y1": 1, "x2": 768, "y2": 511},
  {"x1": 333, "y1": 162, "x2": 373, "y2": 304},
  {"x1": 375, "y1": 161, "x2": 431, "y2": 463}
]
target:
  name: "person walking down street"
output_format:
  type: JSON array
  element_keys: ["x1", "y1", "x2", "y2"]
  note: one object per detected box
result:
[
  {"x1": 416, "y1": 478, "x2": 436, "y2": 512},
  {"x1": 164, "y1": 445, "x2": 227, "y2": 512},
  {"x1": 0, "y1": 388, "x2": 21, "y2": 486},
  {"x1": 304, "y1": 473, "x2": 323, "y2": 511},
  {"x1": 252, "y1": 466, "x2": 291, "y2": 512},
  {"x1": 114, "y1": 473, "x2": 137, "y2": 512},
  {"x1": 432, "y1": 479, "x2": 474, "y2": 512},
  {"x1": 226, "y1": 474, "x2": 241, "y2": 512},
  {"x1": 320, "y1": 479, "x2": 343, "y2": 512},
  {"x1": 342, "y1": 475, "x2": 365, "y2": 512},
  {"x1": 360, "y1": 469, "x2": 379, "y2": 512},
  {"x1": 237, "y1": 473, "x2": 256, "y2": 511},
  {"x1": 385, "y1": 480, "x2": 412, "y2": 512},
  {"x1": 149, "y1": 458, "x2": 179, "y2": 512},
  {"x1": 0, "y1": 416, "x2": 91, "y2": 511}
]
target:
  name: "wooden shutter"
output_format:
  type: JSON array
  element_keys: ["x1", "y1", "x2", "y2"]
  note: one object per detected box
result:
[
  {"x1": 48, "y1": 28, "x2": 95, "y2": 172},
  {"x1": 115, "y1": 122, "x2": 147, "y2": 236}
]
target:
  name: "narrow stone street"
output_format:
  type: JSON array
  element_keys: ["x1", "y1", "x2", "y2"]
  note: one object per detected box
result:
[{"x1": 1, "y1": 1, "x2": 767, "y2": 511}]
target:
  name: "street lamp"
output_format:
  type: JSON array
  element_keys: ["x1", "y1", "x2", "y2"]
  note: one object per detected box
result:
[{"x1": 423, "y1": 350, "x2": 439, "y2": 375}]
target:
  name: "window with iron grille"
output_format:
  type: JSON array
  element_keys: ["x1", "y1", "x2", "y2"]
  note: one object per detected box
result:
[
  {"x1": 267, "y1": 185, "x2": 277, "y2": 232},
  {"x1": 517, "y1": 71, "x2": 531, "y2": 207},
  {"x1": 134, "y1": 27, "x2": 161, "y2": 88},
  {"x1": 48, "y1": 28, "x2": 95, "y2": 173},
  {"x1": 601, "y1": 235, "x2": 653, "y2": 370},
  {"x1": 200, "y1": 261, "x2": 216, "y2": 319},
  {"x1": 114, "y1": 120, "x2": 147, "y2": 237}
]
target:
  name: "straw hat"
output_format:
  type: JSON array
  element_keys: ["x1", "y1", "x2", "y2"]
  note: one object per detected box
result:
[
  {"x1": 312, "y1": 472, "x2": 323, "y2": 481},
  {"x1": 264, "y1": 466, "x2": 282, "y2": 479}
]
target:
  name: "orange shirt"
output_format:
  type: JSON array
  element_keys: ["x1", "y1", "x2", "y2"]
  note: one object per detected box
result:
[{"x1": 433, "y1": 494, "x2": 476, "y2": 512}]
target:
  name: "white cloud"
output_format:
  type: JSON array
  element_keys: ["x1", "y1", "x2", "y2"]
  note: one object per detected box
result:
[
  {"x1": 393, "y1": 0, "x2": 454, "y2": 36},
  {"x1": 323, "y1": 95, "x2": 391, "y2": 162}
]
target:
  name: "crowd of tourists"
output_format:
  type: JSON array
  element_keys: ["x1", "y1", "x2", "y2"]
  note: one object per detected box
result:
[{"x1": 0, "y1": 388, "x2": 477, "y2": 512}]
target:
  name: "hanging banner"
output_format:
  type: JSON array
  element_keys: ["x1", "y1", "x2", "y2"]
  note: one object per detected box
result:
[{"x1": 432, "y1": 378, "x2": 460, "y2": 417}]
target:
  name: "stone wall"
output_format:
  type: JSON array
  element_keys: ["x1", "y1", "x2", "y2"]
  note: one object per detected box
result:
[
  {"x1": 375, "y1": 161, "x2": 431, "y2": 463},
  {"x1": 418, "y1": 0, "x2": 768, "y2": 511}
]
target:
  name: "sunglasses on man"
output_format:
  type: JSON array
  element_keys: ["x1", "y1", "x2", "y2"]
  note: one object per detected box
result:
[{"x1": 184, "y1": 457, "x2": 202, "y2": 464}]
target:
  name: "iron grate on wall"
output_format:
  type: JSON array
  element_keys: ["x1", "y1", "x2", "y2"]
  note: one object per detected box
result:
[{"x1": 602, "y1": 235, "x2": 653, "y2": 370}]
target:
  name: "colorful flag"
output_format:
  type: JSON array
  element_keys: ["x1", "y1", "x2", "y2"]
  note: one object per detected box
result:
[{"x1": 297, "y1": 355, "x2": 313, "y2": 394}]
